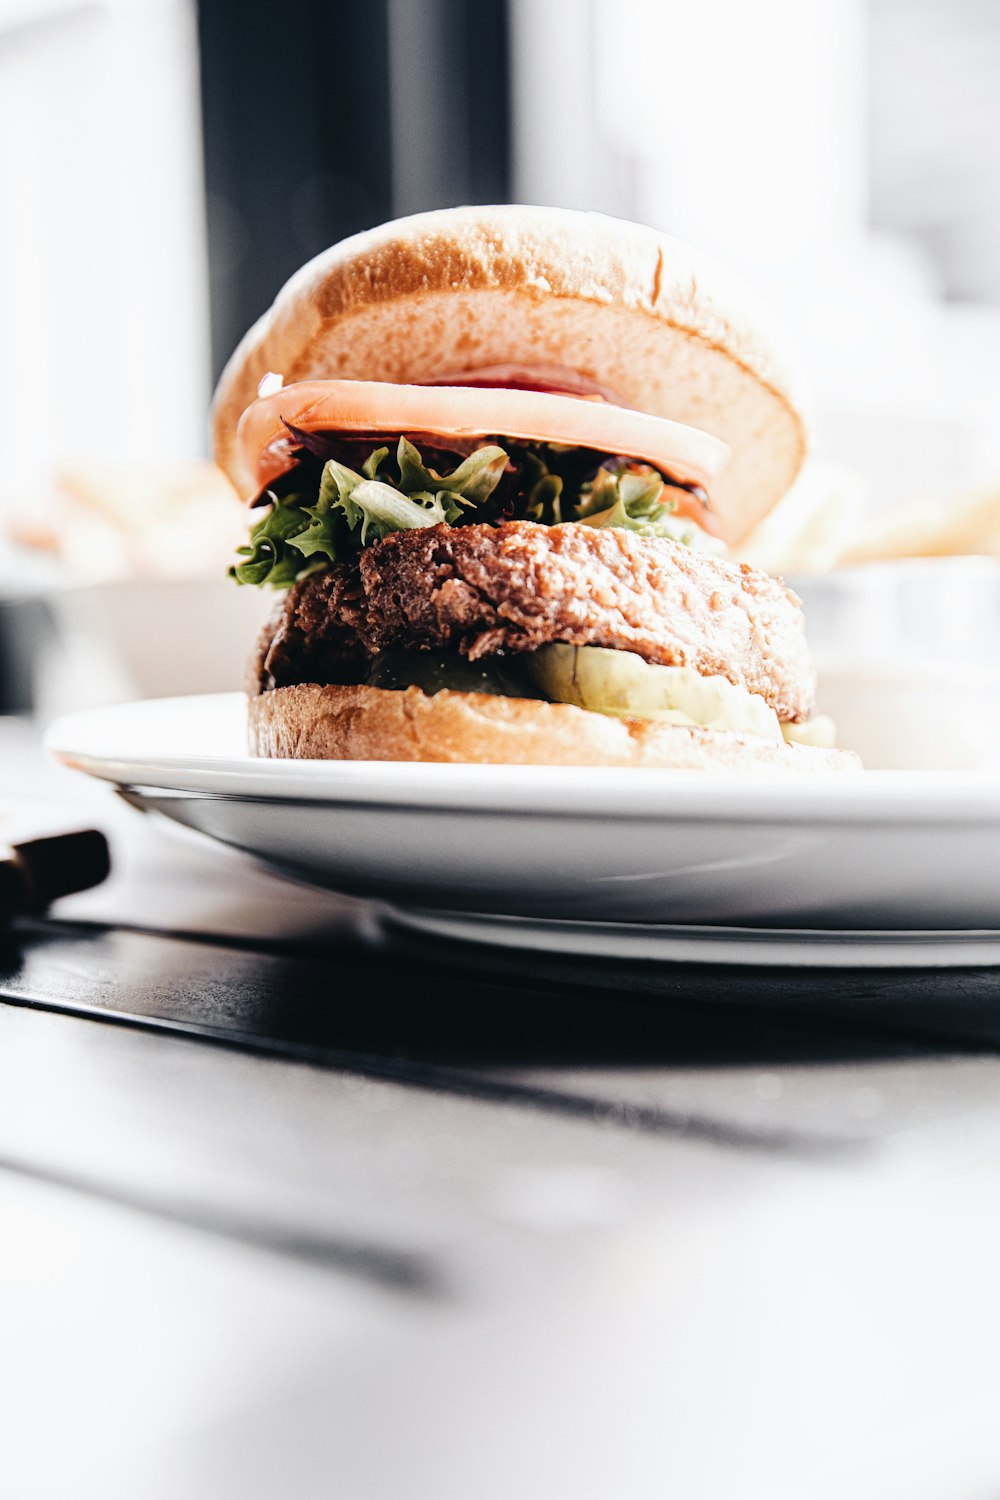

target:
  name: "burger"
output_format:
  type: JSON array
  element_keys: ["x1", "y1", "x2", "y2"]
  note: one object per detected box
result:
[{"x1": 214, "y1": 205, "x2": 856, "y2": 771}]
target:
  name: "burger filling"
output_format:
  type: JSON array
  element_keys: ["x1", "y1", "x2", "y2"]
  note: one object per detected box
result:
[
  {"x1": 242, "y1": 480, "x2": 827, "y2": 743},
  {"x1": 357, "y1": 645, "x2": 833, "y2": 747},
  {"x1": 233, "y1": 429, "x2": 832, "y2": 745},
  {"x1": 367, "y1": 645, "x2": 788, "y2": 742},
  {"x1": 230, "y1": 431, "x2": 722, "y2": 591}
]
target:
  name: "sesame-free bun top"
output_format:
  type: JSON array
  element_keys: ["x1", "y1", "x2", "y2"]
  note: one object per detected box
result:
[{"x1": 213, "y1": 205, "x2": 810, "y2": 544}]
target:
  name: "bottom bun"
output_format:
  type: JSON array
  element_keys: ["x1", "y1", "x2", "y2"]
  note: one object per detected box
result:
[{"x1": 249, "y1": 683, "x2": 861, "y2": 772}]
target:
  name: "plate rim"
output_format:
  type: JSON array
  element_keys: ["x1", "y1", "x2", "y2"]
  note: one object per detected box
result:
[
  {"x1": 45, "y1": 691, "x2": 1000, "y2": 823},
  {"x1": 385, "y1": 906, "x2": 1000, "y2": 968}
]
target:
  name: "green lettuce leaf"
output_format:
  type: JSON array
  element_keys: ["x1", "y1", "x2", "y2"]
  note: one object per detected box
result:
[
  {"x1": 341, "y1": 478, "x2": 456, "y2": 542},
  {"x1": 230, "y1": 495, "x2": 319, "y2": 587},
  {"x1": 229, "y1": 435, "x2": 705, "y2": 590},
  {"x1": 522, "y1": 450, "x2": 564, "y2": 524},
  {"x1": 362, "y1": 446, "x2": 389, "y2": 480},
  {"x1": 229, "y1": 438, "x2": 515, "y2": 589},
  {"x1": 575, "y1": 466, "x2": 695, "y2": 543},
  {"x1": 395, "y1": 436, "x2": 508, "y2": 504}
]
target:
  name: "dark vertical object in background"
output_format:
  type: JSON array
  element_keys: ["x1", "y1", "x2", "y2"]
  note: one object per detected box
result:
[
  {"x1": 197, "y1": 0, "x2": 512, "y2": 386},
  {"x1": 196, "y1": 0, "x2": 393, "y2": 384},
  {"x1": 387, "y1": 0, "x2": 511, "y2": 216},
  {"x1": 0, "y1": 600, "x2": 51, "y2": 714}
]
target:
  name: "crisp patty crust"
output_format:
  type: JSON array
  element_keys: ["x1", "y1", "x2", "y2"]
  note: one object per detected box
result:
[{"x1": 253, "y1": 521, "x2": 816, "y2": 721}]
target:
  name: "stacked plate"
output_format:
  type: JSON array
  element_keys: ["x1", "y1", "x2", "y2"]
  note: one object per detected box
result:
[{"x1": 46, "y1": 690, "x2": 1000, "y2": 967}]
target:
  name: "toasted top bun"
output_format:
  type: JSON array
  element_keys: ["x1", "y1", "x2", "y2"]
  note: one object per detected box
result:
[
  {"x1": 213, "y1": 205, "x2": 810, "y2": 544},
  {"x1": 249, "y1": 682, "x2": 859, "y2": 773}
]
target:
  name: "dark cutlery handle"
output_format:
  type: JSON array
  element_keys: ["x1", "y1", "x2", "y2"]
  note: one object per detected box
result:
[{"x1": 0, "y1": 829, "x2": 111, "y2": 918}]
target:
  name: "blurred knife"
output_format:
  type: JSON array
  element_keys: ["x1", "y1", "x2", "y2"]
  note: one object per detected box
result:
[{"x1": 0, "y1": 829, "x2": 110, "y2": 919}]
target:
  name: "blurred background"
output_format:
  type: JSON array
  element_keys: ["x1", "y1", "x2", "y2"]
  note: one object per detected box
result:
[{"x1": 2, "y1": 0, "x2": 1000, "y2": 758}]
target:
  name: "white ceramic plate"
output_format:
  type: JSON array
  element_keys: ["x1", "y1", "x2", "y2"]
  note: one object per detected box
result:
[
  {"x1": 45, "y1": 692, "x2": 1000, "y2": 963},
  {"x1": 382, "y1": 910, "x2": 1000, "y2": 968}
]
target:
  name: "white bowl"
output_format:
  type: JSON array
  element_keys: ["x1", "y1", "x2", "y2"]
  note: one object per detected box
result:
[
  {"x1": 793, "y1": 558, "x2": 1000, "y2": 770},
  {"x1": 35, "y1": 578, "x2": 274, "y2": 716}
]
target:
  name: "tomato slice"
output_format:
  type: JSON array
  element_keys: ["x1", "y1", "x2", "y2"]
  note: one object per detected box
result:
[{"x1": 237, "y1": 379, "x2": 730, "y2": 504}]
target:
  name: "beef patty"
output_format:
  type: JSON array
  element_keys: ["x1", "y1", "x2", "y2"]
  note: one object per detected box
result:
[{"x1": 253, "y1": 521, "x2": 815, "y2": 721}]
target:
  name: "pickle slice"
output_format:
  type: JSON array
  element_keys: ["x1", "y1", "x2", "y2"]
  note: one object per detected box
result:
[
  {"x1": 522, "y1": 644, "x2": 783, "y2": 740},
  {"x1": 365, "y1": 649, "x2": 536, "y2": 699}
]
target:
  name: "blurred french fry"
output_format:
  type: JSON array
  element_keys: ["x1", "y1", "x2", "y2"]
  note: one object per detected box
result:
[
  {"x1": 736, "y1": 464, "x2": 869, "y2": 576},
  {"x1": 6, "y1": 458, "x2": 244, "y2": 582},
  {"x1": 838, "y1": 482, "x2": 1000, "y2": 564},
  {"x1": 740, "y1": 464, "x2": 1000, "y2": 575}
]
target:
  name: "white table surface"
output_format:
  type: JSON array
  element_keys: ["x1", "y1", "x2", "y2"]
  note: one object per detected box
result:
[{"x1": 4, "y1": 717, "x2": 1000, "y2": 1500}]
